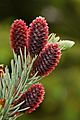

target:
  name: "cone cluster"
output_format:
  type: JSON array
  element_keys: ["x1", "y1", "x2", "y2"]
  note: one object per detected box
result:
[
  {"x1": 10, "y1": 16, "x2": 61, "y2": 114},
  {"x1": 10, "y1": 16, "x2": 61, "y2": 77}
]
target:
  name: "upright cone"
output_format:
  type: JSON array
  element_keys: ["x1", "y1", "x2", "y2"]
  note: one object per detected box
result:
[
  {"x1": 32, "y1": 43, "x2": 61, "y2": 76},
  {"x1": 15, "y1": 83, "x2": 45, "y2": 113},
  {"x1": 10, "y1": 19, "x2": 28, "y2": 55},
  {"x1": 28, "y1": 16, "x2": 48, "y2": 57}
]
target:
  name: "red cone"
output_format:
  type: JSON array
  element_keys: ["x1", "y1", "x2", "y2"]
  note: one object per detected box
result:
[
  {"x1": 16, "y1": 83, "x2": 45, "y2": 113},
  {"x1": 10, "y1": 19, "x2": 28, "y2": 55},
  {"x1": 32, "y1": 43, "x2": 61, "y2": 76},
  {"x1": 28, "y1": 16, "x2": 48, "y2": 57}
]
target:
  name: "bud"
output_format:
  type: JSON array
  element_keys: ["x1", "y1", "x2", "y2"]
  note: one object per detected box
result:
[
  {"x1": 0, "y1": 64, "x2": 4, "y2": 77},
  {"x1": 10, "y1": 19, "x2": 28, "y2": 55},
  {"x1": 28, "y1": 16, "x2": 48, "y2": 57},
  {"x1": 0, "y1": 98, "x2": 5, "y2": 108},
  {"x1": 16, "y1": 83, "x2": 45, "y2": 113},
  {"x1": 32, "y1": 43, "x2": 61, "y2": 76}
]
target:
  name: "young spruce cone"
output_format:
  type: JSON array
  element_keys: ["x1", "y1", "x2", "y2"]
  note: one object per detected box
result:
[
  {"x1": 10, "y1": 19, "x2": 28, "y2": 55},
  {"x1": 32, "y1": 43, "x2": 61, "y2": 76},
  {"x1": 28, "y1": 16, "x2": 48, "y2": 57},
  {"x1": 16, "y1": 83, "x2": 45, "y2": 113}
]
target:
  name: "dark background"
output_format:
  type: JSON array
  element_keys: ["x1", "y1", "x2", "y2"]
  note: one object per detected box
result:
[{"x1": 0, "y1": 0, "x2": 80, "y2": 120}]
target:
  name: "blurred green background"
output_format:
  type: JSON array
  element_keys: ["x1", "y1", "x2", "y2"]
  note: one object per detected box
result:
[{"x1": 0, "y1": 0, "x2": 80, "y2": 120}]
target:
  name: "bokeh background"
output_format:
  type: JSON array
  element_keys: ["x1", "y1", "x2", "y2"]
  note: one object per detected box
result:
[{"x1": 0, "y1": 0, "x2": 80, "y2": 120}]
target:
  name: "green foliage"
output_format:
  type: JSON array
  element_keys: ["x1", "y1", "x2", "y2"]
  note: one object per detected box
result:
[
  {"x1": 0, "y1": 47, "x2": 43, "y2": 120},
  {"x1": 48, "y1": 33, "x2": 75, "y2": 50}
]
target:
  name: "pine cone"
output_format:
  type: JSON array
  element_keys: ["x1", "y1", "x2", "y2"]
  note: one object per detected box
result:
[
  {"x1": 28, "y1": 16, "x2": 48, "y2": 57},
  {"x1": 16, "y1": 83, "x2": 45, "y2": 113},
  {"x1": 10, "y1": 19, "x2": 28, "y2": 55},
  {"x1": 32, "y1": 43, "x2": 61, "y2": 76}
]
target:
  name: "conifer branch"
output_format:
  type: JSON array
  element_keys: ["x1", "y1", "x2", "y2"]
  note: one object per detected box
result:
[{"x1": 0, "y1": 17, "x2": 75, "y2": 120}]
